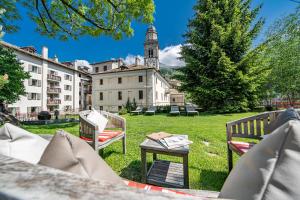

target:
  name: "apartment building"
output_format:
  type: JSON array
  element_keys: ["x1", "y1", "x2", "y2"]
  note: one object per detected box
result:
[{"x1": 1, "y1": 41, "x2": 92, "y2": 116}]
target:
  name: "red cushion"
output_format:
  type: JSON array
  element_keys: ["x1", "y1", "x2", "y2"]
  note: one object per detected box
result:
[
  {"x1": 123, "y1": 180, "x2": 192, "y2": 196},
  {"x1": 228, "y1": 141, "x2": 255, "y2": 155},
  {"x1": 80, "y1": 130, "x2": 123, "y2": 142}
]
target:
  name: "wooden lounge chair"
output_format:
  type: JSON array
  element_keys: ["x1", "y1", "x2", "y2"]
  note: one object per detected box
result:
[
  {"x1": 169, "y1": 105, "x2": 180, "y2": 115},
  {"x1": 186, "y1": 105, "x2": 199, "y2": 116},
  {"x1": 131, "y1": 106, "x2": 143, "y2": 115},
  {"x1": 226, "y1": 110, "x2": 285, "y2": 172},
  {"x1": 145, "y1": 106, "x2": 156, "y2": 115},
  {"x1": 79, "y1": 110, "x2": 126, "y2": 155}
]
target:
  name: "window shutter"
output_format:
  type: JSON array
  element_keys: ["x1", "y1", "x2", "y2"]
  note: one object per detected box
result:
[
  {"x1": 27, "y1": 93, "x2": 31, "y2": 100},
  {"x1": 70, "y1": 86, "x2": 72, "y2": 91},
  {"x1": 38, "y1": 80, "x2": 41, "y2": 87},
  {"x1": 38, "y1": 67, "x2": 42, "y2": 74},
  {"x1": 70, "y1": 76, "x2": 72, "y2": 81},
  {"x1": 28, "y1": 65, "x2": 32, "y2": 72},
  {"x1": 64, "y1": 85, "x2": 67, "y2": 90},
  {"x1": 28, "y1": 79, "x2": 32, "y2": 86},
  {"x1": 37, "y1": 94, "x2": 41, "y2": 100}
]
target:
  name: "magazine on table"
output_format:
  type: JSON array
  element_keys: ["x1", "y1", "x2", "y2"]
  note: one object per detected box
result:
[{"x1": 161, "y1": 135, "x2": 193, "y2": 149}]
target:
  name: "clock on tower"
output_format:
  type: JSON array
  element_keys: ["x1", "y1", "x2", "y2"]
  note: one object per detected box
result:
[{"x1": 144, "y1": 25, "x2": 159, "y2": 70}]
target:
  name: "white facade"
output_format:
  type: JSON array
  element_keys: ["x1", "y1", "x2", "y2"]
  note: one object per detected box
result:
[
  {"x1": 1, "y1": 41, "x2": 92, "y2": 116},
  {"x1": 92, "y1": 67, "x2": 170, "y2": 112}
]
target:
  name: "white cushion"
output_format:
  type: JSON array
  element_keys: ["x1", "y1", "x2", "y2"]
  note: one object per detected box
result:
[
  {"x1": 0, "y1": 123, "x2": 49, "y2": 164},
  {"x1": 87, "y1": 109, "x2": 108, "y2": 133}
]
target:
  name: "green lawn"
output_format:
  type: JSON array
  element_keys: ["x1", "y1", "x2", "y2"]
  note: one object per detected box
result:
[{"x1": 23, "y1": 112, "x2": 258, "y2": 191}]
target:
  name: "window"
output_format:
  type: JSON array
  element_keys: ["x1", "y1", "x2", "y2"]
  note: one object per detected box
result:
[
  {"x1": 161, "y1": 93, "x2": 163, "y2": 100},
  {"x1": 64, "y1": 74, "x2": 72, "y2": 81},
  {"x1": 28, "y1": 79, "x2": 41, "y2": 87},
  {"x1": 27, "y1": 93, "x2": 41, "y2": 100},
  {"x1": 118, "y1": 91, "x2": 122, "y2": 100},
  {"x1": 64, "y1": 85, "x2": 72, "y2": 91},
  {"x1": 103, "y1": 65, "x2": 107, "y2": 71},
  {"x1": 64, "y1": 95, "x2": 72, "y2": 101},
  {"x1": 118, "y1": 77, "x2": 122, "y2": 84},
  {"x1": 139, "y1": 76, "x2": 143, "y2": 82},
  {"x1": 139, "y1": 90, "x2": 143, "y2": 100},
  {"x1": 79, "y1": 73, "x2": 82, "y2": 77},
  {"x1": 99, "y1": 92, "x2": 103, "y2": 100},
  {"x1": 118, "y1": 106, "x2": 122, "y2": 110},
  {"x1": 148, "y1": 49, "x2": 154, "y2": 58},
  {"x1": 100, "y1": 79, "x2": 103, "y2": 85},
  {"x1": 28, "y1": 65, "x2": 41, "y2": 74},
  {"x1": 95, "y1": 67, "x2": 99, "y2": 73},
  {"x1": 100, "y1": 106, "x2": 103, "y2": 110},
  {"x1": 64, "y1": 106, "x2": 72, "y2": 111},
  {"x1": 156, "y1": 92, "x2": 158, "y2": 100},
  {"x1": 173, "y1": 98, "x2": 176, "y2": 102}
]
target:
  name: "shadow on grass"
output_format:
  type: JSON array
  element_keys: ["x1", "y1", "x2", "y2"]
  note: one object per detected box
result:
[
  {"x1": 119, "y1": 160, "x2": 152, "y2": 182},
  {"x1": 199, "y1": 169, "x2": 227, "y2": 191},
  {"x1": 101, "y1": 149, "x2": 121, "y2": 159},
  {"x1": 22, "y1": 122, "x2": 79, "y2": 130}
]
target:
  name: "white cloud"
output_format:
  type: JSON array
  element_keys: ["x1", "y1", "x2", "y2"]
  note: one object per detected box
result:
[
  {"x1": 122, "y1": 54, "x2": 144, "y2": 65},
  {"x1": 120, "y1": 44, "x2": 185, "y2": 67},
  {"x1": 159, "y1": 44, "x2": 185, "y2": 67}
]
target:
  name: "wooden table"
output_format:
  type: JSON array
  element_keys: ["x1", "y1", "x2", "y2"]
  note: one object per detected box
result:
[{"x1": 140, "y1": 138, "x2": 190, "y2": 189}]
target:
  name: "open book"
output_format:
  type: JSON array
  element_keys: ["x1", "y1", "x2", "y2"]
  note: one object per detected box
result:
[{"x1": 147, "y1": 132, "x2": 192, "y2": 149}]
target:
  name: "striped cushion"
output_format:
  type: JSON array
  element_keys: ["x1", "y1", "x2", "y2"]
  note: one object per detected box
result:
[
  {"x1": 80, "y1": 130, "x2": 123, "y2": 142},
  {"x1": 228, "y1": 141, "x2": 255, "y2": 155},
  {"x1": 124, "y1": 180, "x2": 192, "y2": 196}
]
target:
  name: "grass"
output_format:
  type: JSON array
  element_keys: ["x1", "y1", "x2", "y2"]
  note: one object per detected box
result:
[{"x1": 23, "y1": 112, "x2": 258, "y2": 191}]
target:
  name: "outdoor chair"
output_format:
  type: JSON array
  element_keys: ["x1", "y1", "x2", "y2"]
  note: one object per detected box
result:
[
  {"x1": 145, "y1": 106, "x2": 156, "y2": 115},
  {"x1": 169, "y1": 105, "x2": 180, "y2": 115},
  {"x1": 79, "y1": 110, "x2": 126, "y2": 155},
  {"x1": 226, "y1": 109, "x2": 299, "y2": 172},
  {"x1": 185, "y1": 105, "x2": 199, "y2": 116},
  {"x1": 131, "y1": 106, "x2": 143, "y2": 115}
]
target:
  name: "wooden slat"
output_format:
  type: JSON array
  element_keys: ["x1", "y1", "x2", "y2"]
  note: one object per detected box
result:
[
  {"x1": 263, "y1": 117, "x2": 269, "y2": 134},
  {"x1": 249, "y1": 120, "x2": 254, "y2": 135},
  {"x1": 232, "y1": 125, "x2": 237, "y2": 134},
  {"x1": 256, "y1": 119, "x2": 261, "y2": 137},
  {"x1": 243, "y1": 122, "x2": 248, "y2": 135},
  {"x1": 238, "y1": 123, "x2": 242, "y2": 134}
]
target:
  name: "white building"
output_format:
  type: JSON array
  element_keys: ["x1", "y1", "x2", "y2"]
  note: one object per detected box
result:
[
  {"x1": 1, "y1": 41, "x2": 92, "y2": 117},
  {"x1": 91, "y1": 25, "x2": 172, "y2": 112}
]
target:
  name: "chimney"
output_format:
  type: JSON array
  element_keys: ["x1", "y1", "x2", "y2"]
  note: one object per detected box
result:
[
  {"x1": 135, "y1": 57, "x2": 141, "y2": 66},
  {"x1": 118, "y1": 58, "x2": 122, "y2": 67},
  {"x1": 42, "y1": 46, "x2": 48, "y2": 59},
  {"x1": 54, "y1": 54, "x2": 58, "y2": 62}
]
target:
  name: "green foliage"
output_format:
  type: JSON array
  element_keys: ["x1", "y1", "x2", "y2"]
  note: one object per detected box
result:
[
  {"x1": 260, "y1": 7, "x2": 300, "y2": 105},
  {"x1": 118, "y1": 107, "x2": 128, "y2": 115},
  {"x1": 176, "y1": 0, "x2": 264, "y2": 112},
  {"x1": 132, "y1": 98, "x2": 137, "y2": 110},
  {"x1": 1, "y1": 0, "x2": 154, "y2": 40},
  {"x1": 125, "y1": 98, "x2": 132, "y2": 112},
  {"x1": 0, "y1": 45, "x2": 30, "y2": 103}
]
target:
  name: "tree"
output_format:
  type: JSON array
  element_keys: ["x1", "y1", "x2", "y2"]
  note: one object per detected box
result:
[
  {"x1": 0, "y1": 45, "x2": 30, "y2": 106},
  {"x1": 260, "y1": 7, "x2": 300, "y2": 106},
  {"x1": 125, "y1": 97, "x2": 132, "y2": 112},
  {"x1": 176, "y1": 0, "x2": 264, "y2": 112},
  {"x1": 0, "y1": 0, "x2": 154, "y2": 40},
  {"x1": 132, "y1": 98, "x2": 137, "y2": 110}
]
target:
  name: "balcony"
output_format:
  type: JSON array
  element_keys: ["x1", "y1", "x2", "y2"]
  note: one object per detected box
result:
[
  {"x1": 47, "y1": 87, "x2": 61, "y2": 94},
  {"x1": 47, "y1": 99, "x2": 61, "y2": 105},
  {"x1": 47, "y1": 74, "x2": 61, "y2": 82}
]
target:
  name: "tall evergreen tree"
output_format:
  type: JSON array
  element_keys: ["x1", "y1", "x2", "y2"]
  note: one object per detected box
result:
[{"x1": 176, "y1": 0, "x2": 264, "y2": 112}]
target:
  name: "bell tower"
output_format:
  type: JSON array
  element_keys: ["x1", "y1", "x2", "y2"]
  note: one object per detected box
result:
[{"x1": 144, "y1": 25, "x2": 159, "y2": 70}]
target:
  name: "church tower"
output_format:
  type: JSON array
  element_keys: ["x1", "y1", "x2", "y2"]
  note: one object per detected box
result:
[{"x1": 144, "y1": 25, "x2": 159, "y2": 70}]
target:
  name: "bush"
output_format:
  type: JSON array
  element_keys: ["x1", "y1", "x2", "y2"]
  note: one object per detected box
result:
[{"x1": 118, "y1": 107, "x2": 127, "y2": 115}]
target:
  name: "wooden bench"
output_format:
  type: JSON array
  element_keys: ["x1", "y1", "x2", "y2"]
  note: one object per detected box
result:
[
  {"x1": 79, "y1": 110, "x2": 126, "y2": 155},
  {"x1": 226, "y1": 110, "x2": 286, "y2": 172}
]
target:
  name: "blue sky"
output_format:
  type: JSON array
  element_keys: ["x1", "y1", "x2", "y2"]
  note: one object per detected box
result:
[{"x1": 3, "y1": 0, "x2": 299, "y2": 66}]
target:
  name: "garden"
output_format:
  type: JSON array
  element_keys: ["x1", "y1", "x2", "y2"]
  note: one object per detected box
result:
[{"x1": 23, "y1": 112, "x2": 257, "y2": 190}]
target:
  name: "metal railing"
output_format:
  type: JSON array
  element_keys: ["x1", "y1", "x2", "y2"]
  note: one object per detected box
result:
[{"x1": 47, "y1": 74, "x2": 61, "y2": 82}]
